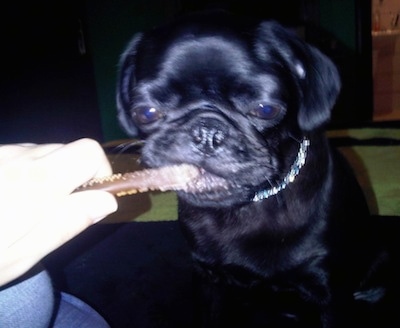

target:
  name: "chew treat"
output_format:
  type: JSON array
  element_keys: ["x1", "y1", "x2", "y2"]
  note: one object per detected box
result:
[
  {"x1": 75, "y1": 164, "x2": 232, "y2": 197},
  {"x1": 76, "y1": 164, "x2": 201, "y2": 197}
]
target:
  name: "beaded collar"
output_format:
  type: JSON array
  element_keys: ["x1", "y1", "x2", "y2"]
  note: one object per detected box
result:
[{"x1": 252, "y1": 137, "x2": 310, "y2": 202}]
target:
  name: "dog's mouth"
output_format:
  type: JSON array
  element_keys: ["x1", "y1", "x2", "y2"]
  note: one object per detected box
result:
[
  {"x1": 181, "y1": 166, "x2": 234, "y2": 193},
  {"x1": 175, "y1": 164, "x2": 251, "y2": 206}
]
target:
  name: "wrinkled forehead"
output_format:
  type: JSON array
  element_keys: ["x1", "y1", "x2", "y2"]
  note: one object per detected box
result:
[
  {"x1": 160, "y1": 36, "x2": 255, "y2": 77},
  {"x1": 134, "y1": 33, "x2": 287, "y2": 108},
  {"x1": 133, "y1": 34, "x2": 287, "y2": 109}
]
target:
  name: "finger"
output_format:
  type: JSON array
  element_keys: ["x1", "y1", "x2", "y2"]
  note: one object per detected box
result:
[
  {"x1": 31, "y1": 139, "x2": 112, "y2": 193},
  {"x1": 25, "y1": 144, "x2": 64, "y2": 159}
]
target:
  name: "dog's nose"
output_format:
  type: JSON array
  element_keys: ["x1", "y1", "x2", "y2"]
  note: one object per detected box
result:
[{"x1": 191, "y1": 118, "x2": 227, "y2": 154}]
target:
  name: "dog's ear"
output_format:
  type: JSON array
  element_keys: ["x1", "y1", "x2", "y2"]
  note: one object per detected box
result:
[
  {"x1": 255, "y1": 22, "x2": 341, "y2": 131},
  {"x1": 116, "y1": 33, "x2": 143, "y2": 137}
]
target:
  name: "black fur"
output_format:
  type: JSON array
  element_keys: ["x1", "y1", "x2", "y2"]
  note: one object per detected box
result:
[{"x1": 117, "y1": 11, "x2": 399, "y2": 328}]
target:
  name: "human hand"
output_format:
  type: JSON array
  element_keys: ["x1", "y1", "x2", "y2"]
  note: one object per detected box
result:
[{"x1": 0, "y1": 138, "x2": 118, "y2": 286}]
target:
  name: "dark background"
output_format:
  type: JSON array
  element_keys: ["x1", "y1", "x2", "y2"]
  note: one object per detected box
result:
[{"x1": 0, "y1": 0, "x2": 372, "y2": 144}]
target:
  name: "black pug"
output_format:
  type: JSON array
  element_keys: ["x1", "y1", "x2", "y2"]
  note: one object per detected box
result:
[{"x1": 116, "y1": 11, "x2": 398, "y2": 328}]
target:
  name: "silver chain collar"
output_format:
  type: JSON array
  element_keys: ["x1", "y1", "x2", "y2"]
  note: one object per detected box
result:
[{"x1": 252, "y1": 137, "x2": 310, "y2": 202}]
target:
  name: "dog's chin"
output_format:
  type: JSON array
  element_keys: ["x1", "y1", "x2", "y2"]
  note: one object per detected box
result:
[
  {"x1": 175, "y1": 168, "x2": 256, "y2": 208},
  {"x1": 177, "y1": 188, "x2": 252, "y2": 208}
]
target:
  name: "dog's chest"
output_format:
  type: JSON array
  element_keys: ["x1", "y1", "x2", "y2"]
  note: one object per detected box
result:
[{"x1": 179, "y1": 205, "x2": 326, "y2": 281}]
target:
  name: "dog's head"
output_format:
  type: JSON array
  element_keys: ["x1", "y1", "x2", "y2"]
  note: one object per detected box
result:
[{"x1": 117, "y1": 12, "x2": 340, "y2": 207}]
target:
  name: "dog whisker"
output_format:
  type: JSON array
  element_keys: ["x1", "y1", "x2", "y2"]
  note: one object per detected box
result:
[
  {"x1": 107, "y1": 139, "x2": 145, "y2": 155},
  {"x1": 288, "y1": 134, "x2": 304, "y2": 144}
]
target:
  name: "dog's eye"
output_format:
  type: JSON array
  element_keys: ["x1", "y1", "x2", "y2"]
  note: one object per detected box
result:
[
  {"x1": 133, "y1": 106, "x2": 164, "y2": 125},
  {"x1": 249, "y1": 103, "x2": 282, "y2": 120}
]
